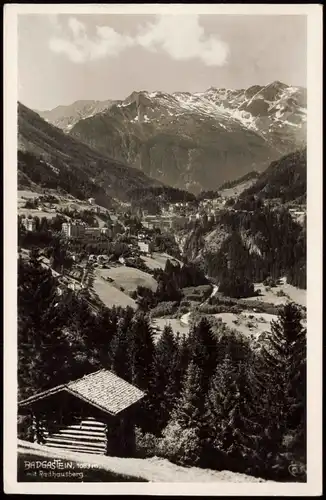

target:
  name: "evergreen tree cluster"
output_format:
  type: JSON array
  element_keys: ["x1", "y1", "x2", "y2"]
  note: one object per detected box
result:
[
  {"x1": 185, "y1": 203, "x2": 306, "y2": 294},
  {"x1": 127, "y1": 186, "x2": 196, "y2": 205},
  {"x1": 218, "y1": 171, "x2": 260, "y2": 191},
  {"x1": 196, "y1": 190, "x2": 221, "y2": 201},
  {"x1": 240, "y1": 148, "x2": 306, "y2": 204},
  {"x1": 18, "y1": 252, "x2": 306, "y2": 481},
  {"x1": 18, "y1": 150, "x2": 112, "y2": 207}
]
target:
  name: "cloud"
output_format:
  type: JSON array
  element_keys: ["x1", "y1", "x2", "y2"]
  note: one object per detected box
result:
[
  {"x1": 136, "y1": 15, "x2": 229, "y2": 66},
  {"x1": 48, "y1": 15, "x2": 229, "y2": 66},
  {"x1": 49, "y1": 18, "x2": 135, "y2": 64}
]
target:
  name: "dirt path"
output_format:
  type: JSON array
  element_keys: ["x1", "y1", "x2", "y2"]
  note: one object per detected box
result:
[{"x1": 18, "y1": 440, "x2": 269, "y2": 483}]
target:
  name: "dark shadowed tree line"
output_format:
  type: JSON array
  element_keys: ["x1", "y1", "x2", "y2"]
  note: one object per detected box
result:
[
  {"x1": 18, "y1": 251, "x2": 306, "y2": 482},
  {"x1": 184, "y1": 203, "x2": 306, "y2": 294}
]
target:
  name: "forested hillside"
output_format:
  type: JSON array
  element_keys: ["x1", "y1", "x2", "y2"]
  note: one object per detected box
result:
[
  {"x1": 18, "y1": 251, "x2": 306, "y2": 482},
  {"x1": 240, "y1": 148, "x2": 306, "y2": 204},
  {"x1": 183, "y1": 202, "x2": 306, "y2": 293},
  {"x1": 18, "y1": 103, "x2": 162, "y2": 205}
]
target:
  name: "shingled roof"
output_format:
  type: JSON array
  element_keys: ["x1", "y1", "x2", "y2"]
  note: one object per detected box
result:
[{"x1": 19, "y1": 369, "x2": 145, "y2": 416}]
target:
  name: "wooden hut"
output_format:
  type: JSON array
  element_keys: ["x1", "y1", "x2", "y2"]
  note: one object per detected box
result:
[{"x1": 18, "y1": 369, "x2": 145, "y2": 457}]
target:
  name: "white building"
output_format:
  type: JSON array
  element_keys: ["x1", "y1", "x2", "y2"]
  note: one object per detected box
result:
[
  {"x1": 23, "y1": 218, "x2": 36, "y2": 232},
  {"x1": 138, "y1": 241, "x2": 150, "y2": 254},
  {"x1": 100, "y1": 227, "x2": 112, "y2": 237},
  {"x1": 84, "y1": 227, "x2": 102, "y2": 239},
  {"x1": 88, "y1": 197, "x2": 95, "y2": 205},
  {"x1": 62, "y1": 222, "x2": 85, "y2": 238}
]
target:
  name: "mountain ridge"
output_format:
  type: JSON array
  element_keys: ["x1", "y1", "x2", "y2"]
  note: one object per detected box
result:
[
  {"x1": 35, "y1": 81, "x2": 306, "y2": 194},
  {"x1": 18, "y1": 102, "x2": 163, "y2": 206}
]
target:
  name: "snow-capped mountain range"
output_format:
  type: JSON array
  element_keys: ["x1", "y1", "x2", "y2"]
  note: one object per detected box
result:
[
  {"x1": 36, "y1": 81, "x2": 306, "y2": 193},
  {"x1": 36, "y1": 99, "x2": 115, "y2": 131}
]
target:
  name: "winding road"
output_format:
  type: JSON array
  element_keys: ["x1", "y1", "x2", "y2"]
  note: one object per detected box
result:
[{"x1": 180, "y1": 283, "x2": 219, "y2": 326}]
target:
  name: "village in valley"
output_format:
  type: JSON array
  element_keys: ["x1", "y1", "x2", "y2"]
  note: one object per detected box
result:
[
  {"x1": 18, "y1": 185, "x2": 306, "y2": 344},
  {"x1": 13, "y1": 9, "x2": 314, "y2": 488}
]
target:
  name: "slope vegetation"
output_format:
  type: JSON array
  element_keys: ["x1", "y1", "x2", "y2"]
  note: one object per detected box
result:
[
  {"x1": 18, "y1": 102, "x2": 161, "y2": 206},
  {"x1": 18, "y1": 440, "x2": 271, "y2": 483},
  {"x1": 240, "y1": 148, "x2": 306, "y2": 203}
]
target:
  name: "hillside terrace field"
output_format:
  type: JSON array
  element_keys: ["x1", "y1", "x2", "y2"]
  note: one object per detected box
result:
[
  {"x1": 141, "y1": 252, "x2": 182, "y2": 270},
  {"x1": 212, "y1": 312, "x2": 277, "y2": 340},
  {"x1": 242, "y1": 280, "x2": 306, "y2": 308},
  {"x1": 92, "y1": 271, "x2": 137, "y2": 310},
  {"x1": 18, "y1": 189, "x2": 102, "y2": 219},
  {"x1": 96, "y1": 266, "x2": 158, "y2": 294},
  {"x1": 219, "y1": 178, "x2": 258, "y2": 199},
  {"x1": 151, "y1": 317, "x2": 190, "y2": 342}
]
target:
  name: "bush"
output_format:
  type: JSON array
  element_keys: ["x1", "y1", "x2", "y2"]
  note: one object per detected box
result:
[
  {"x1": 18, "y1": 414, "x2": 34, "y2": 441},
  {"x1": 199, "y1": 304, "x2": 223, "y2": 314},
  {"x1": 263, "y1": 277, "x2": 278, "y2": 287},
  {"x1": 182, "y1": 285, "x2": 212, "y2": 302},
  {"x1": 135, "y1": 428, "x2": 160, "y2": 458},
  {"x1": 185, "y1": 294, "x2": 203, "y2": 302},
  {"x1": 158, "y1": 422, "x2": 203, "y2": 466},
  {"x1": 150, "y1": 301, "x2": 178, "y2": 318},
  {"x1": 24, "y1": 199, "x2": 38, "y2": 209},
  {"x1": 178, "y1": 306, "x2": 190, "y2": 315},
  {"x1": 180, "y1": 299, "x2": 191, "y2": 308},
  {"x1": 276, "y1": 290, "x2": 287, "y2": 297}
]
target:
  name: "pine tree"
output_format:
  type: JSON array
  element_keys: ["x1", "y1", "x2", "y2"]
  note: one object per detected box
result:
[
  {"x1": 206, "y1": 355, "x2": 269, "y2": 475},
  {"x1": 168, "y1": 360, "x2": 208, "y2": 465},
  {"x1": 129, "y1": 312, "x2": 157, "y2": 433},
  {"x1": 187, "y1": 317, "x2": 217, "y2": 393},
  {"x1": 260, "y1": 302, "x2": 306, "y2": 444},
  {"x1": 18, "y1": 256, "x2": 70, "y2": 397},
  {"x1": 93, "y1": 306, "x2": 118, "y2": 368},
  {"x1": 154, "y1": 325, "x2": 179, "y2": 430},
  {"x1": 110, "y1": 316, "x2": 132, "y2": 382},
  {"x1": 169, "y1": 332, "x2": 190, "y2": 403},
  {"x1": 130, "y1": 312, "x2": 155, "y2": 391}
]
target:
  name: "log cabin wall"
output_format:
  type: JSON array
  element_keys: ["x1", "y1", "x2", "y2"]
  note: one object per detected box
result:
[
  {"x1": 33, "y1": 414, "x2": 108, "y2": 455},
  {"x1": 31, "y1": 406, "x2": 136, "y2": 457},
  {"x1": 46, "y1": 416, "x2": 107, "y2": 455}
]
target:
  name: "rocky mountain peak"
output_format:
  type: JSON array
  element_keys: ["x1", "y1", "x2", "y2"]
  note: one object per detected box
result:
[{"x1": 36, "y1": 81, "x2": 306, "y2": 193}]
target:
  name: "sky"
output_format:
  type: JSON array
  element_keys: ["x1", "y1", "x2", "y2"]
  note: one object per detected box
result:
[{"x1": 18, "y1": 14, "x2": 307, "y2": 111}]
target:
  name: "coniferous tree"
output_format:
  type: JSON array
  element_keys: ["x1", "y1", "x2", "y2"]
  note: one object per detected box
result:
[
  {"x1": 130, "y1": 312, "x2": 155, "y2": 391},
  {"x1": 18, "y1": 255, "x2": 70, "y2": 397},
  {"x1": 206, "y1": 355, "x2": 269, "y2": 475},
  {"x1": 170, "y1": 332, "x2": 190, "y2": 403},
  {"x1": 110, "y1": 316, "x2": 132, "y2": 382},
  {"x1": 164, "y1": 360, "x2": 209, "y2": 466},
  {"x1": 154, "y1": 325, "x2": 179, "y2": 430},
  {"x1": 260, "y1": 302, "x2": 306, "y2": 444},
  {"x1": 176, "y1": 361, "x2": 206, "y2": 428},
  {"x1": 187, "y1": 317, "x2": 217, "y2": 393},
  {"x1": 93, "y1": 306, "x2": 118, "y2": 368},
  {"x1": 130, "y1": 312, "x2": 157, "y2": 432}
]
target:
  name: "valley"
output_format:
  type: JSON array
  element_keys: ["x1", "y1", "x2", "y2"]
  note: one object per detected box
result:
[
  {"x1": 18, "y1": 144, "x2": 307, "y2": 346},
  {"x1": 17, "y1": 88, "x2": 307, "y2": 485}
]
